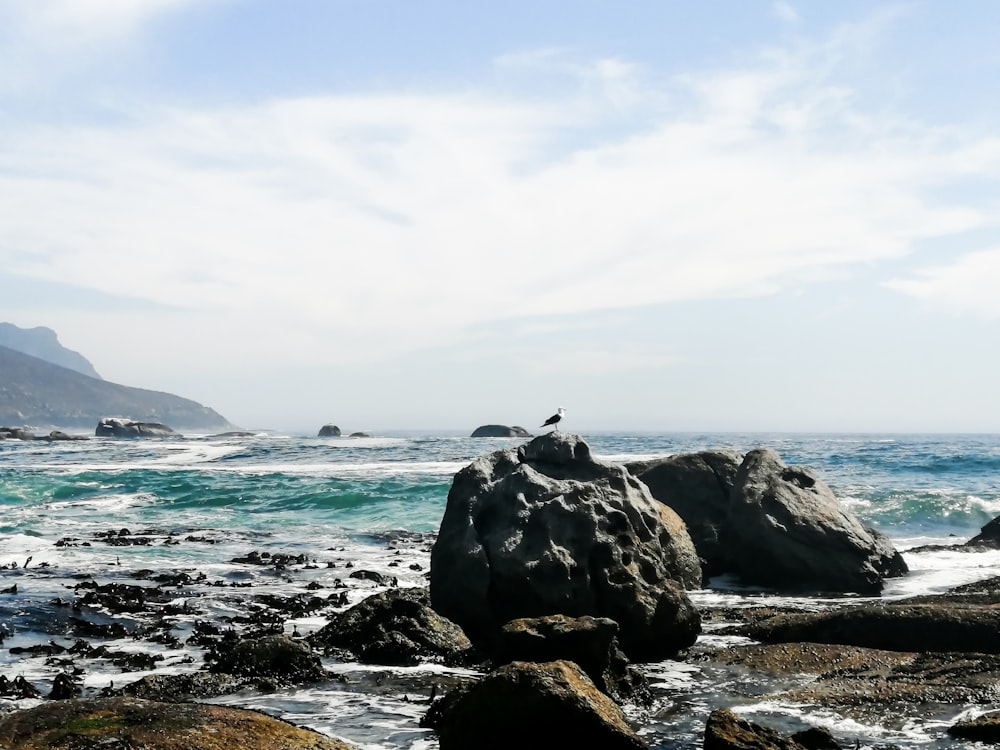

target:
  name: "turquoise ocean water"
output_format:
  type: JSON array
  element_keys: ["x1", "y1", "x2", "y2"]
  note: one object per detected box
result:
[{"x1": 3, "y1": 431, "x2": 1000, "y2": 748}]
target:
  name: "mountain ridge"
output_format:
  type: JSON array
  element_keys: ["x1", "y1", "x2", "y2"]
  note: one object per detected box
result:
[{"x1": 0, "y1": 344, "x2": 233, "y2": 432}]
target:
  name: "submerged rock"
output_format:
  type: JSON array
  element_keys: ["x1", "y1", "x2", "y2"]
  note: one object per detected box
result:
[
  {"x1": 430, "y1": 432, "x2": 701, "y2": 662},
  {"x1": 0, "y1": 696, "x2": 355, "y2": 749},
  {"x1": 427, "y1": 660, "x2": 647, "y2": 750}
]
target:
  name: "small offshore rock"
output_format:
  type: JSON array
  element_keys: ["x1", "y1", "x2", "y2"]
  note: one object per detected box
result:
[
  {"x1": 318, "y1": 424, "x2": 342, "y2": 437},
  {"x1": 470, "y1": 424, "x2": 532, "y2": 437}
]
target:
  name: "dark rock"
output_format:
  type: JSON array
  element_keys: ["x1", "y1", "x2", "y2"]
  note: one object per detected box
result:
[
  {"x1": 46, "y1": 430, "x2": 89, "y2": 441},
  {"x1": 627, "y1": 450, "x2": 743, "y2": 578},
  {"x1": 427, "y1": 660, "x2": 647, "y2": 750},
  {"x1": 207, "y1": 634, "x2": 327, "y2": 684},
  {"x1": 967, "y1": 516, "x2": 1000, "y2": 548},
  {"x1": 949, "y1": 711, "x2": 1000, "y2": 742},
  {"x1": 430, "y1": 432, "x2": 701, "y2": 662},
  {"x1": 318, "y1": 424, "x2": 342, "y2": 437},
  {"x1": 48, "y1": 672, "x2": 82, "y2": 700},
  {"x1": 741, "y1": 603, "x2": 1000, "y2": 654},
  {"x1": 116, "y1": 672, "x2": 247, "y2": 702},
  {"x1": 349, "y1": 432, "x2": 372, "y2": 437},
  {"x1": 311, "y1": 587, "x2": 473, "y2": 666},
  {"x1": 0, "y1": 427, "x2": 37, "y2": 441},
  {"x1": 496, "y1": 614, "x2": 648, "y2": 702},
  {"x1": 0, "y1": 675, "x2": 42, "y2": 698},
  {"x1": 722, "y1": 449, "x2": 907, "y2": 594},
  {"x1": 704, "y1": 708, "x2": 833, "y2": 750},
  {"x1": 470, "y1": 424, "x2": 532, "y2": 437},
  {"x1": 96, "y1": 418, "x2": 177, "y2": 438},
  {"x1": 0, "y1": 696, "x2": 355, "y2": 749}
]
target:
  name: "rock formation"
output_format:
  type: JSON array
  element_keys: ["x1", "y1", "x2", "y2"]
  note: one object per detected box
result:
[
  {"x1": 310, "y1": 587, "x2": 474, "y2": 666},
  {"x1": 631, "y1": 448, "x2": 907, "y2": 594},
  {"x1": 430, "y1": 432, "x2": 701, "y2": 662},
  {"x1": 470, "y1": 424, "x2": 532, "y2": 437},
  {"x1": 0, "y1": 697, "x2": 355, "y2": 749},
  {"x1": 96, "y1": 418, "x2": 177, "y2": 438},
  {"x1": 425, "y1": 660, "x2": 648, "y2": 750},
  {"x1": 318, "y1": 424, "x2": 342, "y2": 437}
]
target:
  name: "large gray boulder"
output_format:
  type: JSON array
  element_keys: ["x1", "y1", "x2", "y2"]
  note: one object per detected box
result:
[
  {"x1": 723, "y1": 449, "x2": 907, "y2": 594},
  {"x1": 632, "y1": 448, "x2": 907, "y2": 595},
  {"x1": 627, "y1": 451, "x2": 744, "y2": 578},
  {"x1": 430, "y1": 432, "x2": 701, "y2": 662}
]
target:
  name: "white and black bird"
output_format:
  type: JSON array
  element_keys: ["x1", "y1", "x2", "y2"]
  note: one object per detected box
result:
[{"x1": 540, "y1": 407, "x2": 566, "y2": 432}]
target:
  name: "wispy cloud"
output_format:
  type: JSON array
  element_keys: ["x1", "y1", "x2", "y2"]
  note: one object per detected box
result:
[
  {"x1": 886, "y1": 248, "x2": 1000, "y2": 318},
  {"x1": 1, "y1": 8, "x2": 998, "y2": 382}
]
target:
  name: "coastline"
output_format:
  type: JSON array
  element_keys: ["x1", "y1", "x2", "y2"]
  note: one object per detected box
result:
[{"x1": 2, "y1": 431, "x2": 1000, "y2": 747}]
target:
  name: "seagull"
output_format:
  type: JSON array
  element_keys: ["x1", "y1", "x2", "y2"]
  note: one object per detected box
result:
[{"x1": 540, "y1": 407, "x2": 566, "y2": 432}]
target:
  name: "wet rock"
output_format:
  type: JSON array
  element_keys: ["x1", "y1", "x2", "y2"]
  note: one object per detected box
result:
[
  {"x1": 948, "y1": 711, "x2": 1000, "y2": 742},
  {"x1": 704, "y1": 708, "x2": 840, "y2": 749},
  {"x1": 207, "y1": 634, "x2": 327, "y2": 685},
  {"x1": 318, "y1": 424, "x2": 342, "y2": 437},
  {"x1": 48, "y1": 672, "x2": 82, "y2": 700},
  {"x1": 95, "y1": 418, "x2": 178, "y2": 438},
  {"x1": 348, "y1": 569, "x2": 398, "y2": 586},
  {"x1": 430, "y1": 432, "x2": 701, "y2": 662},
  {"x1": 0, "y1": 696, "x2": 356, "y2": 749},
  {"x1": 0, "y1": 675, "x2": 42, "y2": 698},
  {"x1": 311, "y1": 587, "x2": 473, "y2": 666},
  {"x1": 495, "y1": 615, "x2": 648, "y2": 703},
  {"x1": 741, "y1": 603, "x2": 1000, "y2": 654},
  {"x1": 115, "y1": 672, "x2": 248, "y2": 702},
  {"x1": 967, "y1": 515, "x2": 1000, "y2": 548},
  {"x1": 426, "y1": 660, "x2": 647, "y2": 750}
]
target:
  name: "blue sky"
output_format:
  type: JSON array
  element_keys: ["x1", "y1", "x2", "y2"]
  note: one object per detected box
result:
[{"x1": 2, "y1": 1, "x2": 1000, "y2": 433}]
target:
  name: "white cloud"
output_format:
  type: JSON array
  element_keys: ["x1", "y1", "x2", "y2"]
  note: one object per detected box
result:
[
  {"x1": 0, "y1": 0, "x2": 217, "y2": 91},
  {"x1": 886, "y1": 248, "x2": 1000, "y2": 318},
  {"x1": 772, "y1": 1, "x2": 801, "y2": 24},
  {"x1": 1, "y1": 12, "x2": 999, "y2": 387}
]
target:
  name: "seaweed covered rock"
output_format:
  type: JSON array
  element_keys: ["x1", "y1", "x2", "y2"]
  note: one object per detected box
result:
[
  {"x1": 207, "y1": 634, "x2": 327, "y2": 685},
  {"x1": 430, "y1": 432, "x2": 701, "y2": 662},
  {"x1": 0, "y1": 696, "x2": 356, "y2": 749},
  {"x1": 310, "y1": 587, "x2": 473, "y2": 665},
  {"x1": 705, "y1": 708, "x2": 840, "y2": 750},
  {"x1": 427, "y1": 660, "x2": 647, "y2": 750}
]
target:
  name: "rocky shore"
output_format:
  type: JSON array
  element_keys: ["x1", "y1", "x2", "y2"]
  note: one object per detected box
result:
[{"x1": 3, "y1": 432, "x2": 1000, "y2": 748}]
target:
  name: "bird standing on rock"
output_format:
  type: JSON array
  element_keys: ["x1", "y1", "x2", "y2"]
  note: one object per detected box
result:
[{"x1": 540, "y1": 407, "x2": 566, "y2": 432}]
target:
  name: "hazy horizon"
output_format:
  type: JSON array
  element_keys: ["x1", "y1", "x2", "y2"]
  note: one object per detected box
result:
[{"x1": 3, "y1": 2, "x2": 1000, "y2": 434}]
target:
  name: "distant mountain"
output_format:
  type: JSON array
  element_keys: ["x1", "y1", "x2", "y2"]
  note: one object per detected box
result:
[
  {"x1": 0, "y1": 344, "x2": 233, "y2": 432},
  {"x1": 0, "y1": 323, "x2": 102, "y2": 380}
]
